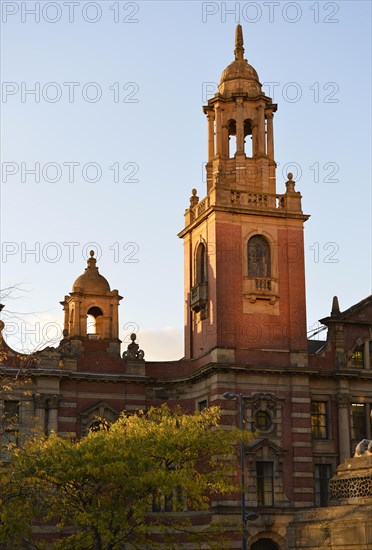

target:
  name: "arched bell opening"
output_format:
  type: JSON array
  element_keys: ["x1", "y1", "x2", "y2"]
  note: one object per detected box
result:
[
  {"x1": 244, "y1": 118, "x2": 253, "y2": 157},
  {"x1": 87, "y1": 306, "x2": 104, "y2": 337},
  {"x1": 228, "y1": 119, "x2": 237, "y2": 158}
]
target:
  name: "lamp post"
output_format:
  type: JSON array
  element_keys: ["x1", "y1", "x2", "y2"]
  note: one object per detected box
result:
[{"x1": 223, "y1": 392, "x2": 258, "y2": 549}]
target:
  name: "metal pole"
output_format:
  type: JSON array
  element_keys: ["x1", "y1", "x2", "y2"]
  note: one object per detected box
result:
[{"x1": 239, "y1": 394, "x2": 247, "y2": 550}]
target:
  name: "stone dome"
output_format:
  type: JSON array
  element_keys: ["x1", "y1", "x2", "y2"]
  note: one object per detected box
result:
[
  {"x1": 218, "y1": 24, "x2": 262, "y2": 97},
  {"x1": 72, "y1": 251, "x2": 111, "y2": 294},
  {"x1": 220, "y1": 59, "x2": 259, "y2": 84}
]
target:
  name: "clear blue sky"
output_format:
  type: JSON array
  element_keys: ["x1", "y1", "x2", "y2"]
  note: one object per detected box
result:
[{"x1": 1, "y1": 1, "x2": 371, "y2": 358}]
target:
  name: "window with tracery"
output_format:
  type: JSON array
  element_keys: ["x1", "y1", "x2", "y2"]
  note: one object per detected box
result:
[{"x1": 248, "y1": 235, "x2": 271, "y2": 278}]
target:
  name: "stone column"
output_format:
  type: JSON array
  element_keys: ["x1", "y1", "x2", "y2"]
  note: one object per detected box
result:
[
  {"x1": 364, "y1": 340, "x2": 370, "y2": 369},
  {"x1": 222, "y1": 124, "x2": 229, "y2": 158},
  {"x1": 337, "y1": 394, "x2": 351, "y2": 462},
  {"x1": 252, "y1": 121, "x2": 258, "y2": 156},
  {"x1": 73, "y1": 300, "x2": 80, "y2": 336},
  {"x1": 215, "y1": 105, "x2": 222, "y2": 156},
  {"x1": 47, "y1": 395, "x2": 59, "y2": 435},
  {"x1": 34, "y1": 394, "x2": 47, "y2": 434},
  {"x1": 62, "y1": 302, "x2": 69, "y2": 332},
  {"x1": 112, "y1": 302, "x2": 118, "y2": 339},
  {"x1": 266, "y1": 110, "x2": 274, "y2": 160},
  {"x1": 366, "y1": 404, "x2": 371, "y2": 439},
  {"x1": 236, "y1": 98, "x2": 244, "y2": 154},
  {"x1": 257, "y1": 104, "x2": 266, "y2": 155},
  {"x1": 207, "y1": 111, "x2": 215, "y2": 161}
]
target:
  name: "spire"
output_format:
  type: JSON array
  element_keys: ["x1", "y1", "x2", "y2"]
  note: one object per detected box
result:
[
  {"x1": 331, "y1": 295, "x2": 340, "y2": 317},
  {"x1": 234, "y1": 24, "x2": 245, "y2": 61}
]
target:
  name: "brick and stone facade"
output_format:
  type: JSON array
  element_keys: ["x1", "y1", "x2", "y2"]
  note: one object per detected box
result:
[{"x1": 1, "y1": 25, "x2": 371, "y2": 550}]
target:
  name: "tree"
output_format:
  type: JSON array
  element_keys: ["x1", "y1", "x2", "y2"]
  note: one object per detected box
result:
[{"x1": 0, "y1": 405, "x2": 253, "y2": 550}]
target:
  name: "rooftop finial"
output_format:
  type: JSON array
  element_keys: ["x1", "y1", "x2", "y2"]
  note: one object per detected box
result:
[
  {"x1": 331, "y1": 295, "x2": 340, "y2": 317},
  {"x1": 234, "y1": 24, "x2": 244, "y2": 61},
  {"x1": 87, "y1": 250, "x2": 97, "y2": 270}
]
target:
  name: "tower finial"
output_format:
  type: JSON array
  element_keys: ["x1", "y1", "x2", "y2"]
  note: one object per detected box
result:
[
  {"x1": 87, "y1": 250, "x2": 98, "y2": 270},
  {"x1": 331, "y1": 295, "x2": 340, "y2": 317},
  {"x1": 234, "y1": 24, "x2": 244, "y2": 61}
]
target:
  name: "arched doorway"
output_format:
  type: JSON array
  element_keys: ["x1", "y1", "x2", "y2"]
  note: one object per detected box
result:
[{"x1": 251, "y1": 539, "x2": 279, "y2": 550}]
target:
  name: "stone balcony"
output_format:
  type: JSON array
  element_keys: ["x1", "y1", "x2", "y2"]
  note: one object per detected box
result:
[
  {"x1": 190, "y1": 282, "x2": 208, "y2": 313},
  {"x1": 243, "y1": 277, "x2": 279, "y2": 304}
]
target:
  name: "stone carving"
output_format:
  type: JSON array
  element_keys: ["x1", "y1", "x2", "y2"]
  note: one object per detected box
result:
[
  {"x1": 354, "y1": 439, "x2": 372, "y2": 457},
  {"x1": 36, "y1": 329, "x2": 80, "y2": 358},
  {"x1": 123, "y1": 333, "x2": 145, "y2": 361},
  {"x1": 56, "y1": 330, "x2": 80, "y2": 357}
]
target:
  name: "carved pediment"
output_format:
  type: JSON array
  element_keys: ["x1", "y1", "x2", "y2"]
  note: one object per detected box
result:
[
  {"x1": 246, "y1": 438, "x2": 287, "y2": 456},
  {"x1": 79, "y1": 401, "x2": 120, "y2": 433}
]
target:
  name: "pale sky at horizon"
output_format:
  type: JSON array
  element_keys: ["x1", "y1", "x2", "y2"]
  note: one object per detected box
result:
[{"x1": 1, "y1": 1, "x2": 371, "y2": 359}]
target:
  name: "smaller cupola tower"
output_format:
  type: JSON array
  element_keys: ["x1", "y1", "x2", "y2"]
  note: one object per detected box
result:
[{"x1": 60, "y1": 251, "x2": 122, "y2": 350}]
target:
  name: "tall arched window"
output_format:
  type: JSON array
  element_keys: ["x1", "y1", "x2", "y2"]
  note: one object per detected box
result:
[
  {"x1": 248, "y1": 235, "x2": 271, "y2": 278},
  {"x1": 195, "y1": 243, "x2": 206, "y2": 284}
]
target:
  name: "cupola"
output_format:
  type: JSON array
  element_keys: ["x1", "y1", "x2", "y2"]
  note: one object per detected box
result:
[{"x1": 60, "y1": 252, "x2": 122, "y2": 345}]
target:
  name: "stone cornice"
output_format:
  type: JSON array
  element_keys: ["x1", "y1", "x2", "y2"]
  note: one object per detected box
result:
[{"x1": 178, "y1": 203, "x2": 309, "y2": 238}]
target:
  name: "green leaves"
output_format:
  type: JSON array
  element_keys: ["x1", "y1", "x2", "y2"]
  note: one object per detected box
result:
[{"x1": 0, "y1": 405, "x2": 253, "y2": 550}]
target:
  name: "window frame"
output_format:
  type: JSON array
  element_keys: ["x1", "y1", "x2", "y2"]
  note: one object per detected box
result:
[
  {"x1": 196, "y1": 399, "x2": 208, "y2": 412},
  {"x1": 256, "y1": 461, "x2": 274, "y2": 507},
  {"x1": 314, "y1": 463, "x2": 332, "y2": 507},
  {"x1": 248, "y1": 235, "x2": 271, "y2": 279},
  {"x1": 351, "y1": 403, "x2": 367, "y2": 440},
  {"x1": 311, "y1": 401, "x2": 329, "y2": 440}
]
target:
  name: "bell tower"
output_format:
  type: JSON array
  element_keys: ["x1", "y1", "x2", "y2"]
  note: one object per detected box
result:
[
  {"x1": 179, "y1": 25, "x2": 309, "y2": 367},
  {"x1": 60, "y1": 251, "x2": 122, "y2": 355}
]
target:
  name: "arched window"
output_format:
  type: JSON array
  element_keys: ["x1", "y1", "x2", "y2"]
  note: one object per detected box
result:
[
  {"x1": 244, "y1": 118, "x2": 253, "y2": 157},
  {"x1": 227, "y1": 119, "x2": 237, "y2": 158},
  {"x1": 87, "y1": 306, "x2": 103, "y2": 336},
  {"x1": 195, "y1": 243, "x2": 206, "y2": 284},
  {"x1": 248, "y1": 235, "x2": 271, "y2": 278}
]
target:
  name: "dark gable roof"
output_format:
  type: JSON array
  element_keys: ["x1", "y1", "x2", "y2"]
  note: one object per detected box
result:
[{"x1": 320, "y1": 295, "x2": 372, "y2": 325}]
